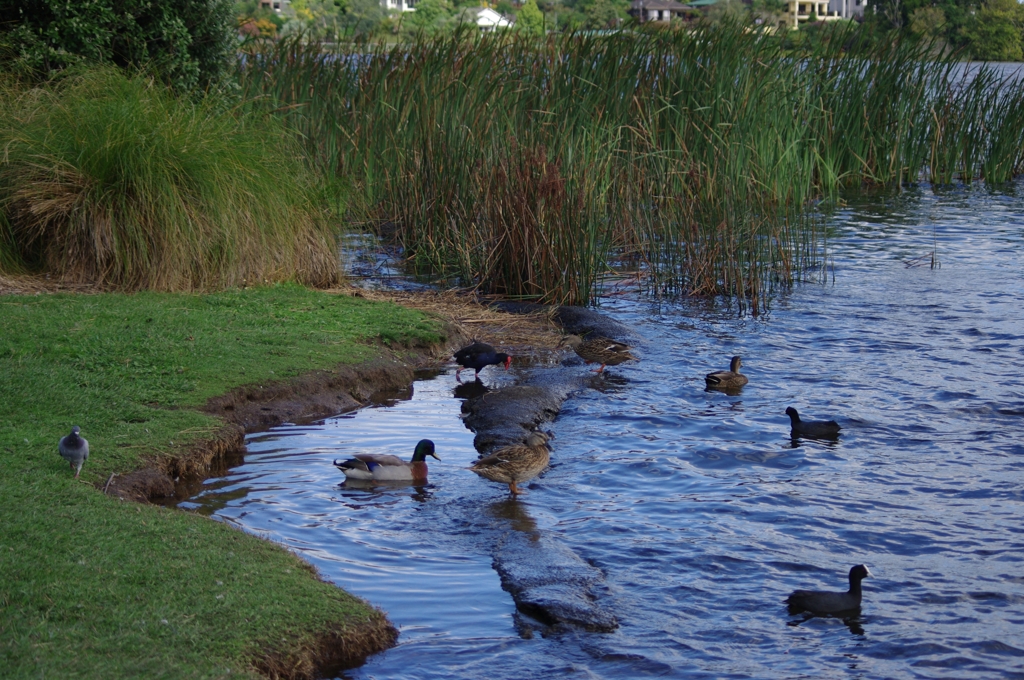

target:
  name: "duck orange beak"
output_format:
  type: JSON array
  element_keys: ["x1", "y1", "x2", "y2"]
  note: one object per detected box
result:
[{"x1": 504, "y1": 356, "x2": 512, "y2": 370}]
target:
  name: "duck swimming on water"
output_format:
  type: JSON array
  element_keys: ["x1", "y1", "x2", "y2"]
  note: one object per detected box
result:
[
  {"x1": 705, "y1": 356, "x2": 748, "y2": 390},
  {"x1": 334, "y1": 439, "x2": 439, "y2": 483}
]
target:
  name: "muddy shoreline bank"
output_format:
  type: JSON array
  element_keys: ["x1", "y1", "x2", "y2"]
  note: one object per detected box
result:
[{"x1": 104, "y1": 291, "x2": 631, "y2": 671}]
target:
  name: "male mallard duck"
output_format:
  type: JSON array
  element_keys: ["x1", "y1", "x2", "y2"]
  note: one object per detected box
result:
[
  {"x1": 786, "y1": 564, "x2": 872, "y2": 615},
  {"x1": 453, "y1": 340, "x2": 512, "y2": 381},
  {"x1": 334, "y1": 439, "x2": 439, "y2": 483},
  {"x1": 786, "y1": 407, "x2": 841, "y2": 440},
  {"x1": 469, "y1": 431, "x2": 550, "y2": 495},
  {"x1": 59, "y1": 426, "x2": 89, "y2": 479},
  {"x1": 558, "y1": 335, "x2": 636, "y2": 373},
  {"x1": 705, "y1": 356, "x2": 748, "y2": 390}
]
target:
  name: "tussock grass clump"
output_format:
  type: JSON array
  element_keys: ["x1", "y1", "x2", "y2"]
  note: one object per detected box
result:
[
  {"x1": 0, "y1": 69, "x2": 338, "y2": 290},
  {"x1": 239, "y1": 25, "x2": 1024, "y2": 308}
]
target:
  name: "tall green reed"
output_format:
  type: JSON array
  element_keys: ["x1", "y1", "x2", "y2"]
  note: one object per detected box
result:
[{"x1": 238, "y1": 25, "x2": 1024, "y2": 308}]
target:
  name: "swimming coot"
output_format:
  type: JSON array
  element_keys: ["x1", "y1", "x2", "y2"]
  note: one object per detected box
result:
[
  {"x1": 786, "y1": 406, "x2": 841, "y2": 440},
  {"x1": 786, "y1": 564, "x2": 872, "y2": 615}
]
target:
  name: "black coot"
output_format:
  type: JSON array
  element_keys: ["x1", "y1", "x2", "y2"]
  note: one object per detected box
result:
[
  {"x1": 786, "y1": 564, "x2": 872, "y2": 615},
  {"x1": 786, "y1": 406, "x2": 841, "y2": 440}
]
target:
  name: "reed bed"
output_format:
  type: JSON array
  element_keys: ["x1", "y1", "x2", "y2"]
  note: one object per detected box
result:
[
  {"x1": 0, "y1": 69, "x2": 338, "y2": 290},
  {"x1": 238, "y1": 25, "x2": 1024, "y2": 307}
]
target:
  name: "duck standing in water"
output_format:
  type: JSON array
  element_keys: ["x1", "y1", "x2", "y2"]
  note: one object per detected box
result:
[
  {"x1": 453, "y1": 340, "x2": 512, "y2": 382},
  {"x1": 470, "y1": 431, "x2": 550, "y2": 495},
  {"x1": 786, "y1": 564, "x2": 872, "y2": 615},
  {"x1": 59, "y1": 426, "x2": 89, "y2": 478},
  {"x1": 334, "y1": 439, "x2": 439, "y2": 483},
  {"x1": 786, "y1": 406, "x2": 841, "y2": 440},
  {"x1": 558, "y1": 335, "x2": 636, "y2": 373},
  {"x1": 705, "y1": 356, "x2": 748, "y2": 390}
]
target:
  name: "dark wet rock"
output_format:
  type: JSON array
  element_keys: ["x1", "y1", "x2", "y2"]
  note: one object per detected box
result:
[
  {"x1": 461, "y1": 371, "x2": 579, "y2": 454},
  {"x1": 552, "y1": 306, "x2": 636, "y2": 342},
  {"x1": 493, "y1": 530, "x2": 618, "y2": 633},
  {"x1": 490, "y1": 302, "x2": 636, "y2": 343},
  {"x1": 455, "y1": 311, "x2": 631, "y2": 636}
]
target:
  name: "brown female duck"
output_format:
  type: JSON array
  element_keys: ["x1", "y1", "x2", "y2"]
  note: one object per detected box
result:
[
  {"x1": 469, "y1": 432, "x2": 550, "y2": 495},
  {"x1": 705, "y1": 356, "x2": 748, "y2": 390},
  {"x1": 558, "y1": 335, "x2": 636, "y2": 373}
]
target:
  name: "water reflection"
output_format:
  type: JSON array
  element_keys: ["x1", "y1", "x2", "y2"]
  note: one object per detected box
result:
[
  {"x1": 705, "y1": 384, "x2": 745, "y2": 396},
  {"x1": 487, "y1": 498, "x2": 539, "y2": 535},
  {"x1": 337, "y1": 478, "x2": 435, "y2": 504},
  {"x1": 588, "y1": 372, "x2": 631, "y2": 393},
  {"x1": 185, "y1": 181, "x2": 1024, "y2": 679},
  {"x1": 787, "y1": 612, "x2": 867, "y2": 637},
  {"x1": 453, "y1": 378, "x2": 489, "y2": 400}
]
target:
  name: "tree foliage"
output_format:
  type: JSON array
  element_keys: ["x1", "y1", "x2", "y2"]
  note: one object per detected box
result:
[
  {"x1": 959, "y1": 0, "x2": 1023, "y2": 61},
  {"x1": 518, "y1": 0, "x2": 547, "y2": 34},
  {"x1": 0, "y1": 0, "x2": 234, "y2": 91}
]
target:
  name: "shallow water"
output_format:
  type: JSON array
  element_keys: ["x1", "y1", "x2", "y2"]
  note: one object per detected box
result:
[{"x1": 182, "y1": 182, "x2": 1024, "y2": 679}]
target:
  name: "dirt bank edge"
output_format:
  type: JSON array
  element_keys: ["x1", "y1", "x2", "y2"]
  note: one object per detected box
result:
[
  {"x1": 104, "y1": 344, "x2": 458, "y2": 504},
  {"x1": 103, "y1": 340, "x2": 460, "y2": 679}
]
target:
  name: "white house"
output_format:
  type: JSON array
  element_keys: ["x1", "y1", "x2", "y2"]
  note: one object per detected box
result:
[
  {"x1": 827, "y1": 0, "x2": 867, "y2": 19},
  {"x1": 470, "y1": 7, "x2": 513, "y2": 31},
  {"x1": 784, "y1": 0, "x2": 844, "y2": 26},
  {"x1": 383, "y1": 0, "x2": 417, "y2": 12}
]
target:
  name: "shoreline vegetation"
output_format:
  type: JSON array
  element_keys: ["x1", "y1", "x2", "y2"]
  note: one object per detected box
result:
[
  {"x1": 0, "y1": 284, "x2": 450, "y2": 678},
  {"x1": 3, "y1": 7, "x2": 1024, "y2": 676},
  {"x1": 240, "y1": 25, "x2": 1024, "y2": 308}
]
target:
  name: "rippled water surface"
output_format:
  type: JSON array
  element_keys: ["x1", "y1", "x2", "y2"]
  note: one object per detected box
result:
[{"x1": 183, "y1": 183, "x2": 1024, "y2": 679}]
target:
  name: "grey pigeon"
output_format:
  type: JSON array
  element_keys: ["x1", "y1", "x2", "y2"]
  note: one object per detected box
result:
[{"x1": 59, "y1": 426, "x2": 89, "y2": 478}]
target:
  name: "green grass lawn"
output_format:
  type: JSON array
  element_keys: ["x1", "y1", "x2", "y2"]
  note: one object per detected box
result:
[{"x1": 0, "y1": 284, "x2": 445, "y2": 678}]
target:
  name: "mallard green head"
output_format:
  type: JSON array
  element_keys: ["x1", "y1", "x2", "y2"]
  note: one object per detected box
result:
[{"x1": 411, "y1": 439, "x2": 440, "y2": 462}]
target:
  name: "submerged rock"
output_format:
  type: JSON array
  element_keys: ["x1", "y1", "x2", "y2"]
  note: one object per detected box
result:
[
  {"x1": 493, "y1": 530, "x2": 618, "y2": 633},
  {"x1": 459, "y1": 370, "x2": 620, "y2": 635}
]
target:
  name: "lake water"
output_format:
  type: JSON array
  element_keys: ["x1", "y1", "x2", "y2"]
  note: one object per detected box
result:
[{"x1": 181, "y1": 181, "x2": 1024, "y2": 679}]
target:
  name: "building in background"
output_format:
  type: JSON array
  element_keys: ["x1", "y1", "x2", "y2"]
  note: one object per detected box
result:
[
  {"x1": 383, "y1": 0, "x2": 417, "y2": 12},
  {"x1": 628, "y1": 0, "x2": 690, "y2": 22},
  {"x1": 259, "y1": 0, "x2": 289, "y2": 12},
  {"x1": 827, "y1": 0, "x2": 866, "y2": 19}
]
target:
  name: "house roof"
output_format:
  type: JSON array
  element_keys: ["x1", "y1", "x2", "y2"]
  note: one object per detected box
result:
[
  {"x1": 455, "y1": 7, "x2": 513, "y2": 27},
  {"x1": 476, "y1": 7, "x2": 512, "y2": 26}
]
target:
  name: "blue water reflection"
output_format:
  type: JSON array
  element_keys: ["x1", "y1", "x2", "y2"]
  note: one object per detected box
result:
[{"x1": 184, "y1": 181, "x2": 1024, "y2": 679}]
